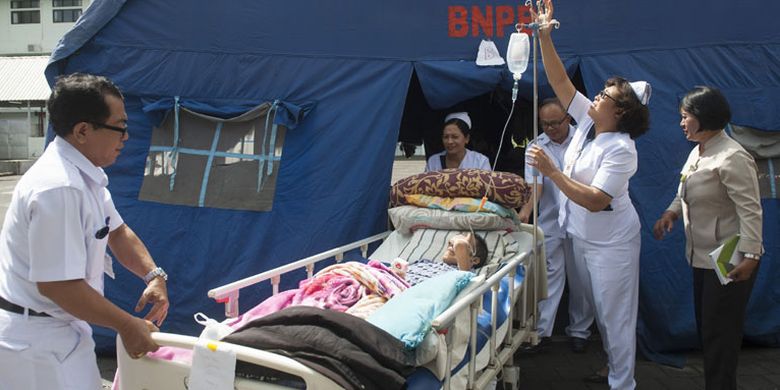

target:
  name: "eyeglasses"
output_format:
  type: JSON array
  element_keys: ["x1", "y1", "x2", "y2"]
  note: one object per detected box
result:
[
  {"x1": 540, "y1": 116, "x2": 569, "y2": 129},
  {"x1": 95, "y1": 217, "x2": 110, "y2": 239},
  {"x1": 597, "y1": 90, "x2": 619, "y2": 104},
  {"x1": 91, "y1": 122, "x2": 128, "y2": 136}
]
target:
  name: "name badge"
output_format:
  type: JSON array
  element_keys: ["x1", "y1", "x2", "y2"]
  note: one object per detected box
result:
[{"x1": 104, "y1": 253, "x2": 115, "y2": 279}]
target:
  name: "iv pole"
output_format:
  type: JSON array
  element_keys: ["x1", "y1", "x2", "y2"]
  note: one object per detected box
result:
[{"x1": 516, "y1": 0, "x2": 560, "y2": 342}]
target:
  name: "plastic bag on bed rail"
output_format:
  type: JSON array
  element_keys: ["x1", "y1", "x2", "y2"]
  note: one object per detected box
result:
[{"x1": 194, "y1": 312, "x2": 235, "y2": 340}]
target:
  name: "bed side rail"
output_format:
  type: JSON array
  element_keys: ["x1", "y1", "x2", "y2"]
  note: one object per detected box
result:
[
  {"x1": 208, "y1": 231, "x2": 391, "y2": 318},
  {"x1": 117, "y1": 333, "x2": 343, "y2": 390},
  {"x1": 432, "y1": 235, "x2": 544, "y2": 390}
]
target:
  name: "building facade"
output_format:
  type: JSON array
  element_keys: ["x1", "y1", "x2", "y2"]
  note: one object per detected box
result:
[
  {"x1": 0, "y1": 0, "x2": 91, "y2": 161},
  {"x1": 0, "y1": 0, "x2": 92, "y2": 55}
]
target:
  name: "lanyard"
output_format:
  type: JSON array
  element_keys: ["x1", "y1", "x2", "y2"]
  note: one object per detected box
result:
[{"x1": 563, "y1": 125, "x2": 596, "y2": 177}]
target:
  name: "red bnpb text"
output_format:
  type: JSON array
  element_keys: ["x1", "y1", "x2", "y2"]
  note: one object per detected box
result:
[{"x1": 448, "y1": 5, "x2": 533, "y2": 38}]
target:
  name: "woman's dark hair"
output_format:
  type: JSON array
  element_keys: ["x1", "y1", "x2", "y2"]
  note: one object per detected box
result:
[
  {"x1": 472, "y1": 234, "x2": 489, "y2": 269},
  {"x1": 679, "y1": 86, "x2": 731, "y2": 131},
  {"x1": 443, "y1": 118, "x2": 471, "y2": 138},
  {"x1": 605, "y1": 76, "x2": 650, "y2": 139},
  {"x1": 47, "y1": 73, "x2": 124, "y2": 138}
]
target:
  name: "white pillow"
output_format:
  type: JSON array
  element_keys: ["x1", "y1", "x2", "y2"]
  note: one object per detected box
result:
[{"x1": 389, "y1": 206, "x2": 517, "y2": 235}]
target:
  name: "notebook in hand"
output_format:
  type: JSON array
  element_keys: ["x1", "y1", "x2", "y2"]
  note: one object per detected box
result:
[{"x1": 708, "y1": 235, "x2": 741, "y2": 285}]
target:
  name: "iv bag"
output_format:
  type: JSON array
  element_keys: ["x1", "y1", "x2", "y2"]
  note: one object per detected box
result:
[{"x1": 507, "y1": 32, "x2": 530, "y2": 80}]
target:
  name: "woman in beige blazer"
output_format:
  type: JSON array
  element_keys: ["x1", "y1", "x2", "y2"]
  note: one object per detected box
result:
[{"x1": 653, "y1": 86, "x2": 763, "y2": 390}]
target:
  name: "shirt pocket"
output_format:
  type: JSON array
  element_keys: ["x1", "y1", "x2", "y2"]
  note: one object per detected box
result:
[
  {"x1": 84, "y1": 222, "x2": 109, "y2": 280},
  {"x1": 49, "y1": 325, "x2": 82, "y2": 364}
]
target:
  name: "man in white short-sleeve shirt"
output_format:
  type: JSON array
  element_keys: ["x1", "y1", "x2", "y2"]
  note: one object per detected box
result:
[
  {"x1": 0, "y1": 73, "x2": 169, "y2": 389},
  {"x1": 519, "y1": 98, "x2": 594, "y2": 353}
]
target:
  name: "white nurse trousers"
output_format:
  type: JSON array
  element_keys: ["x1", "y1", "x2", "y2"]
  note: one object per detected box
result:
[{"x1": 570, "y1": 232, "x2": 640, "y2": 390}]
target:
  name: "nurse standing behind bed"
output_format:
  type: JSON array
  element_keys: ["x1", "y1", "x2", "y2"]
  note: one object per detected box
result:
[
  {"x1": 526, "y1": 1, "x2": 651, "y2": 388},
  {"x1": 424, "y1": 112, "x2": 491, "y2": 172}
]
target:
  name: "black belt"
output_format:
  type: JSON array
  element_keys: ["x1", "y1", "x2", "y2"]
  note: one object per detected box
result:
[{"x1": 0, "y1": 296, "x2": 51, "y2": 317}]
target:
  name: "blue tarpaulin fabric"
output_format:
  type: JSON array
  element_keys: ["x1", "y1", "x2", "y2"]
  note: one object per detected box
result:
[
  {"x1": 45, "y1": 0, "x2": 780, "y2": 365},
  {"x1": 140, "y1": 98, "x2": 314, "y2": 128}
]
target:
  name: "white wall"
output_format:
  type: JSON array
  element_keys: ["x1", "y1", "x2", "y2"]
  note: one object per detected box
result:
[
  {"x1": 0, "y1": 110, "x2": 46, "y2": 159},
  {"x1": 0, "y1": 0, "x2": 92, "y2": 55}
]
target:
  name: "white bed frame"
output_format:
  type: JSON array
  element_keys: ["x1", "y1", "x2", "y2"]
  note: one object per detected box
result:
[{"x1": 116, "y1": 228, "x2": 545, "y2": 390}]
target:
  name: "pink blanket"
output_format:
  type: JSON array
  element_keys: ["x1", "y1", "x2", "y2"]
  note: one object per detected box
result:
[
  {"x1": 114, "y1": 260, "x2": 408, "y2": 388},
  {"x1": 227, "y1": 260, "x2": 407, "y2": 329}
]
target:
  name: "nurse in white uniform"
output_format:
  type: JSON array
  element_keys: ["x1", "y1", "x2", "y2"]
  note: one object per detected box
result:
[
  {"x1": 425, "y1": 112, "x2": 491, "y2": 172},
  {"x1": 0, "y1": 74, "x2": 170, "y2": 389},
  {"x1": 526, "y1": 1, "x2": 651, "y2": 389}
]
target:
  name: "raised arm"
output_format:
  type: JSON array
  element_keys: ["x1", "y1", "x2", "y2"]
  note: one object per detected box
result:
[{"x1": 533, "y1": 0, "x2": 576, "y2": 108}]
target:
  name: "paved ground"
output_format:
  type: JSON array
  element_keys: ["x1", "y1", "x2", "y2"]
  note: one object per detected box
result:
[
  {"x1": 0, "y1": 174, "x2": 19, "y2": 224},
  {"x1": 508, "y1": 335, "x2": 780, "y2": 390},
  {"x1": 4, "y1": 159, "x2": 779, "y2": 389}
]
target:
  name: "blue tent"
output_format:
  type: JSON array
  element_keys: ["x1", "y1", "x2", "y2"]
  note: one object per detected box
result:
[{"x1": 47, "y1": 0, "x2": 780, "y2": 365}]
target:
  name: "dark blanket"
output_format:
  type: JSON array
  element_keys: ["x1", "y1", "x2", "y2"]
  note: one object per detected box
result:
[{"x1": 223, "y1": 306, "x2": 416, "y2": 390}]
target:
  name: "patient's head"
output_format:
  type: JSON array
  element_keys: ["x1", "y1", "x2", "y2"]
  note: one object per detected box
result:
[{"x1": 442, "y1": 233, "x2": 489, "y2": 271}]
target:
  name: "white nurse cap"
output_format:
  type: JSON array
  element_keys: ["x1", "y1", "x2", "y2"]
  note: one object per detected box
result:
[
  {"x1": 630, "y1": 81, "x2": 652, "y2": 105},
  {"x1": 444, "y1": 112, "x2": 472, "y2": 129}
]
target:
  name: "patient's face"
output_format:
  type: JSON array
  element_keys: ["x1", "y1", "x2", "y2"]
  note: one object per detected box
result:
[{"x1": 442, "y1": 233, "x2": 478, "y2": 271}]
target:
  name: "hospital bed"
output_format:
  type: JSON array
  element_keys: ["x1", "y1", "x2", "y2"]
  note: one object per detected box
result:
[{"x1": 115, "y1": 207, "x2": 546, "y2": 390}]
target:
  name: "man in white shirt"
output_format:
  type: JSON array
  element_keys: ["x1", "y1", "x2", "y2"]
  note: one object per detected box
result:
[
  {"x1": 519, "y1": 98, "x2": 594, "y2": 353},
  {"x1": 0, "y1": 73, "x2": 169, "y2": 389}
]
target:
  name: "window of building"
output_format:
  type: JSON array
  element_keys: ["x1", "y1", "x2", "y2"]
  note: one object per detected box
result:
[
  {"x1": 10, "y1": 0, "x2": 39, "y2": 8},
  {"x1": 139, "y1": 101, "x2": 287, "y2": 212},
  {"x1": 11, "y1": 10, "x2": 40, "y2": 24},
  {"x1": 52, "y1": 0, "x2": 81, "y2": 6},
  {"x1": 52, "y1": 8, "x2": 81, "y2": 23}
]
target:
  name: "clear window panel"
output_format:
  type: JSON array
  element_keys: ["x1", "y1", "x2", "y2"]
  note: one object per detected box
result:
[
  {"x1": 52, "y1": 8, "x2": 81, "y2": 23},
  {"x1": 11, "y1": 10, "x2": 40, "y2": 24},
  {"x1": 11, "y1": 0, "x2": 39, "y2": 9},
  {"x1": 52, "y1": 0, "x2": 81, "y2": 6},
  {"x1": 144, "y1": 151, "x2": 179, "y2": 177},
  {"x1": 223, "y1": 127, "x2": 256, "y2": 165}
]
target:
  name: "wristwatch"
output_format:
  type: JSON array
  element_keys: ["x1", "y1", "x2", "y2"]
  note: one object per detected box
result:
[
  {"x1": 743, "y1": 253, "x2": 761, "y2": 261},
  {"x1": 143, "y1": 267, "x2": 168, "y2": 284}
]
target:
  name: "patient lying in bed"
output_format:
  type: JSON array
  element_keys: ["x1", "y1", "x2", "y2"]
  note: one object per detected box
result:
[{"x1": 401, "y1": 233, "x2": 488, "y2": 286}]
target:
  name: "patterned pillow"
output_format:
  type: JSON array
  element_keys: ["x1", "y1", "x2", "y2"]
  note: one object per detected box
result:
[
  {"x1": 403, "y1": 195, "x2": 515, "y2": 218},
  {"x1": 391, "y1": 169, "x2": 529, "y2": 209}
]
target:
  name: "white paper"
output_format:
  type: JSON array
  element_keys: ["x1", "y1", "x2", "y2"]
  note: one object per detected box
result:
[
  {"x1": 708, "y1": 235, "x2": 741, "y2": 285},
  {"x1": 188, "y1": 341, "x2": 237, "y2": 390},
  {"x1": 476, "y1": 40, "x2": 505, "y2": 66}
]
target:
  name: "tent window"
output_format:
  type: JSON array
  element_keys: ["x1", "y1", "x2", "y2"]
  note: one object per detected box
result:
[{"x1": 139, "y1": 100, "x2": 285, "y2": 211}]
